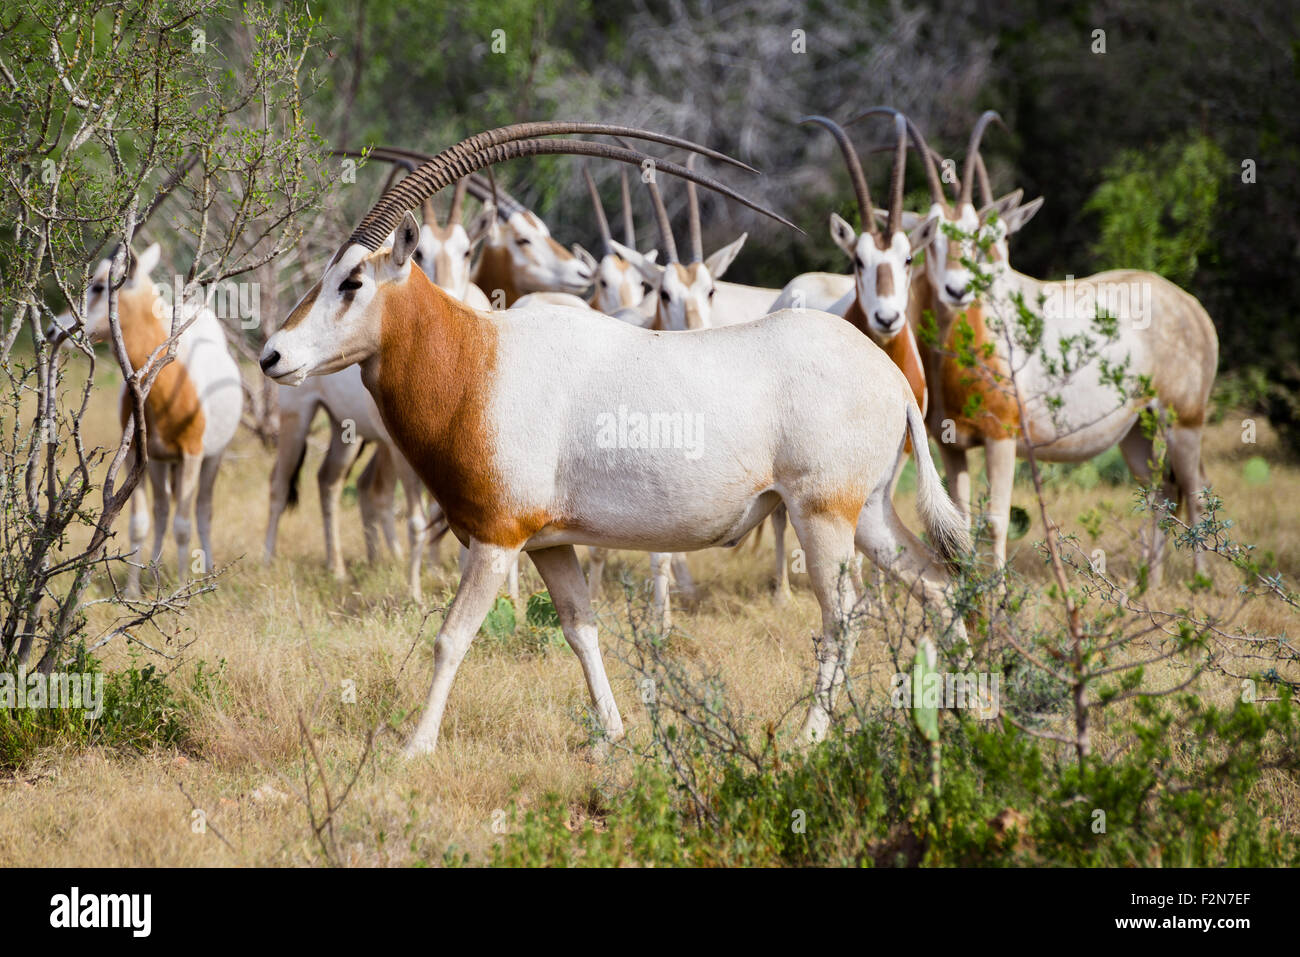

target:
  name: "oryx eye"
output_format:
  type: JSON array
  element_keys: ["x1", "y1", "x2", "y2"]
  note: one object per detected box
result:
[
  {"x1": 659, "y1": 289, "x2": 670, "y2": 303},
  {"x1": 414, "y1": 251, "x2": 423, "y2": 261},
  {"x1": 91, "y1": 283, "x2": 105, "y2": 294},
  {"x1": 516, "y1": 237, "x2": 531, "y2": 246},
  {"x1": 854, "y1": 256, "x2": 864, "y2": 270},
  {"x1": 642, "y1": 282, "x2": 653, "y2": 295},
  {"x1": 905, "y1": 256, "x2": 913, "y2": 266},
  {"x1": 707, "y1": 288, "x2": 715, "y2": 300},
  {"x1": 339, "y1": 277, "x2": 363, "y2": 293}
]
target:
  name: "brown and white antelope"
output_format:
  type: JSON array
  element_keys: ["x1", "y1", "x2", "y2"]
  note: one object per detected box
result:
[
  {"x1": 258, "y1": 122, "x2": 971, "y2": 756},
  {"x1": 265, "y1": 166, "x2": 494, "y2": 601},
  {"x1": 49, "y1": 243, "x2": 243, "y2": 597},
  {"x1": 906, "y1": 113, "x2": 1218, "y2": 580}
]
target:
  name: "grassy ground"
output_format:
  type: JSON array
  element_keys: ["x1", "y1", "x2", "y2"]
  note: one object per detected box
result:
[{"x1": 0, "y1": 353, "x2": 1295, "y2": 865}]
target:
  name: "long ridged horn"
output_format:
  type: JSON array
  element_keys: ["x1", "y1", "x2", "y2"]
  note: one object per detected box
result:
[
  {"x1": 848, "y1": 107, "x2": 910, "y2": 236},
  {"x1": 583, "y1": 165, "x2": 614, "y2": 254},
  {"x1": 686, "y1": 154, "x2": 703, "y2": 262},
  {"x1": 645, "y1": 175, "x2": 678, "y2": 264},
  {"x1": 448, "y1": 177, "x2": 469, "y2": 225},
  {"x1": 800, "y1": 115, "x2": 876, "y2": 236},
  {"x1": 349, "y1": 123, "x2": 764, "y2": 246},
  {"x1": 961, "y1": 110, "x2": 1005, "y2": 209},
  {"x1": 349, "y1": 132, "x2": 796, "y2": 251},
  {"x1": 620, "y1": 168, "x2": 635, "y2": 247},
  {"x1": 363, "y1": 146, "x2": 523, "y2": 219},
  {"x1": 850, "y1": 111, "x2": 948, "y2": 211}
]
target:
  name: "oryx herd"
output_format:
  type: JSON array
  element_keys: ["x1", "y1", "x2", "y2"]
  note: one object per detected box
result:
[{"x1": 53, "y1": 113, "x2": 1218, "y2": 756}]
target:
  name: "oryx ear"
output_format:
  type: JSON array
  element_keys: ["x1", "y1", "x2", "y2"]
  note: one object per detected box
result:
[
  {"x1": 829, "y1": 213, "x2": 857, "y2": 256},
  {"x1": 610, "y1": 240, "x2": 663, "y2": 283},
  {"x1": 643, "y1": 249, "x2": 659, "y2": 264},
  {"x1": 907, "y1": 215, "x2": 941, "y2": 253},
  {"x1": 391, "y1": 211, "x2": 421, "y2": 268},
  {"x1": 703, "y1": 232, "x2": 746, "y2": 280},
  {"x1": 1001, "y1": 196, "x2": 1044, "y2": 236},
  {"x1": 468, "y1": 201, "x2": 498, "y2": 244},
  {"x1": 979, "y1": 189, "x2": 1025, "y2": 225},
  {"x1": 877, "y1": 208, "x2": 925, "y2": 232},
  {"x1": 574, "y1": 244, "x2": 598, "y2": 270},
  {"x1": 130, "y1": 242, "x2": 161, "y2": 282}
]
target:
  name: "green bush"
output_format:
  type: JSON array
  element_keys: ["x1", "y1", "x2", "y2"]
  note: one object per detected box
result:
[
  {"x1": 0, "y1": 649, "x2": 189, "y2": 771},
  {"x1": 492, "y1": 692, "x2": 1300, "y2": 867}
]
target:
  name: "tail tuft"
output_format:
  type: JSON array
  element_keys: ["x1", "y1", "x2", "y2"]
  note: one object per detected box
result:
[{"x1": 907, "y1": 402, "x2": 972, "y2": 565}]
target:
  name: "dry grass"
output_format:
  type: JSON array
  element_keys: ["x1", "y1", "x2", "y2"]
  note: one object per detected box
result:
[{"x1": 0, "y1": 355, "x2": 1295, "y2": 865}]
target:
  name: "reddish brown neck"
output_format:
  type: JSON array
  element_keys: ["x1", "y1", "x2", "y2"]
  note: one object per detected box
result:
[
  {"x1": 470, "y1": 242, "x2": 521, "y2": 306},
  {"x1": 364, "y1": 269, "x2": 532, "y2": 544}
]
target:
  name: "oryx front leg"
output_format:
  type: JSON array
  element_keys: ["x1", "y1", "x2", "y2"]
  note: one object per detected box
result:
[
  {"x1": 404, "y1": 541, "x2": 521, "y2": 758},
  {"x1": 529, "y1": 545, "x2": 625, "y2": 743}
]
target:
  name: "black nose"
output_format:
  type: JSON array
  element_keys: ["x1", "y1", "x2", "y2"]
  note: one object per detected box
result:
[
  {"x1": 260, "y1": 350, "x2": 280, "y2": 373},
  {"x1": 945, "y1": 284, "x2": 968, "y2": 300}
]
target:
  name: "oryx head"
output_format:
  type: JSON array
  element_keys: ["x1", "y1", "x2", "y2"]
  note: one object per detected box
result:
[
  {"x1": 260, "y1": 122, "x2": 794, "y2": 384},
  {"x1": 413, "y1": 178, "x2": 493, "y2": 300},
  {"x1": 609, "y1": 156, "x2": 747, "y2": 331},
  {"x1": 584, "y1": 166, "x2": 658, "y2": 313},
  {"x1": 899, "y1": 111, "x2": 1042, "y2": 307},
  {"x1": 806, "y1": 109, "x2": 939, "y2": 340},
  {"x1": 47, "y1": 242, "x2": 163, "y2": 344}
]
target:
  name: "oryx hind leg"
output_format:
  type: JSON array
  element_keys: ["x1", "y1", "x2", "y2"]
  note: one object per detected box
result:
[
  {"x1": 318, "y1": 419, "x2": 363, "y2": 581},
  {"x1": 194, "y1": 453, "x2": 223, "y2": 576},
  {"x1": 771, "y1": 503, "x2": 791, "y2": 603},
  {"x1": 1167, "y1": 423, "x2": 1209, "y2": 579},
  {"x1": 784, "y1": 505, "x2": 860, "y2": 745},
  {"x1": 264, "y1": 405, "x2": 312, "y2": 562},
  {"x1": 854, "y1": 488, "x2": 967, "y2": 651}
]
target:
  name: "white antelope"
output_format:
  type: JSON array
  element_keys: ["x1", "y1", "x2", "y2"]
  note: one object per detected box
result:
[
  {"x1": 49, "y1": 243, "x2": 243, "y2": 597},
  {"x1": 583, "y1": 166, "x2": 658, "y2": 316},
  {"x1": 905, "y1": 113, "x2": 1218, "y2": 580},
  {"x1": 761, "y1": 110, "x2": 941, "y2": 600},
  {"x1": 258, "y1": 122, "x2": 971, "y2": 756}
]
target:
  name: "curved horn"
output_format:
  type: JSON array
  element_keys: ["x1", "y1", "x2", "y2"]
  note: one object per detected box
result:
[
  {"x1": 348, "y1": 132, "x2": 796, "y2": 251},
  {"x1": 686, "y1": 154, "x2": 703, "y2": 262},
  {"x1": 961, "y1": 110, "x2": 1005, "y2": 209},
  {"x1": 850, "y1": 107, "x2": 910, "y2": 236},
  {"x1": 800, "y1": 114, "x2": 876, "y2": 236},
  {"x1": 620, "y1": 168, "x2": 635, "y2": 247},
  {"x1": 644, "y1": 175, "x2": 678, "y2": 264},
  {"x1": 974, "y1": 153, "x2": 995, "y2": 209},
  {"x1": 850, "y1": 111, "x2": 949, "y2": 212},
  {"x1": 583, "y1": 165, "x2": 614, "y2": 254}
]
